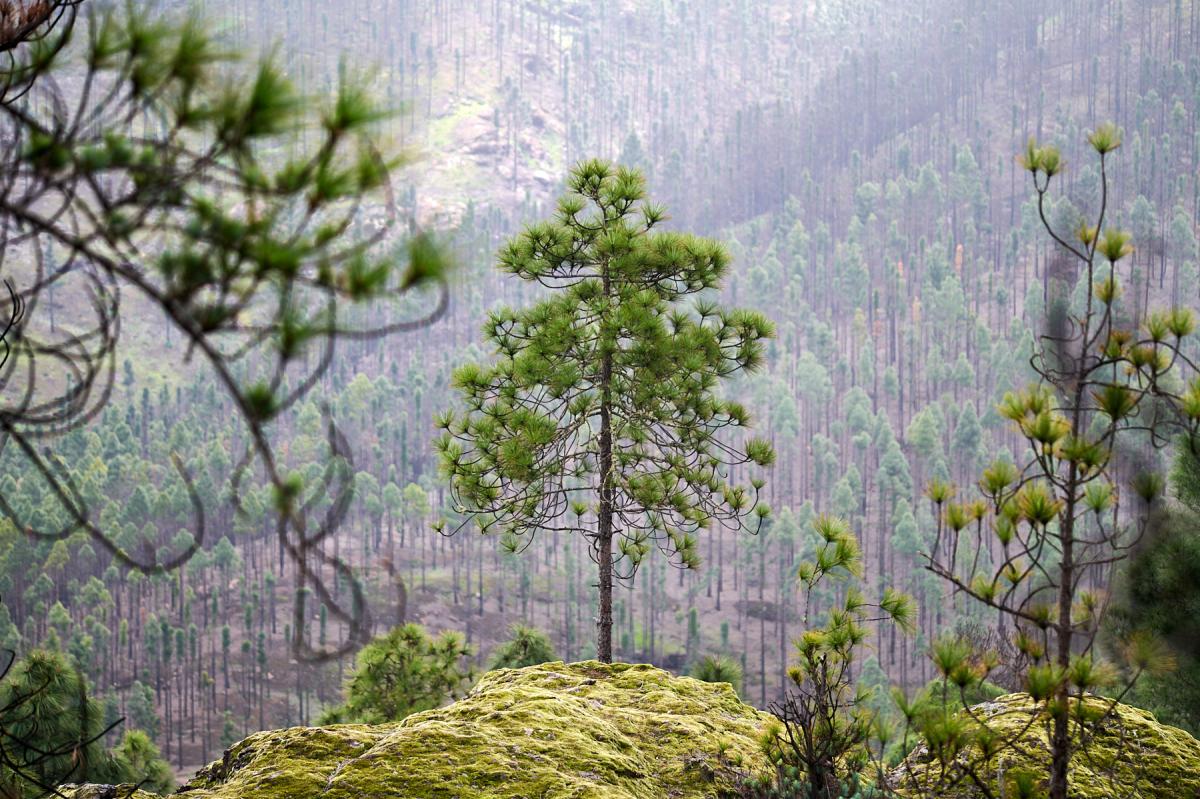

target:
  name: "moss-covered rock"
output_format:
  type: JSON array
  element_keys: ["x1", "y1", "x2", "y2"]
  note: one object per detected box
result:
[
  {"x1": 60, "y1": 786, "x2": 158, "y2": 799},
  {"x1": 891, "y1": 692, "x2": 1200, "y2": 798},
  {"x1": 74, "y1": 661, "x2": 775, "y2": 799}
]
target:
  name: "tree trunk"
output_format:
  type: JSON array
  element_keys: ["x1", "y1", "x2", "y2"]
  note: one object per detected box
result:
[
  {"x1": 597, "y1": 344, "x2": 615, "y2": 663},
  {"x1": 396, "y1": 575, "x2": 408, "y2": 626},
  {"x1": 1050, "y1": 466, "x2": 1078, "y2": 799}
]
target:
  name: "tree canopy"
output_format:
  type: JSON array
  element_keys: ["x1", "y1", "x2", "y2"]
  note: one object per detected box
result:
[{"x1": 438, "y1": 160, "x2": 774, "y2": 661}]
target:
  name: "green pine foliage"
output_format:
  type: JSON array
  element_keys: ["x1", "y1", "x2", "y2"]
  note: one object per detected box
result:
[
  {"x1": 0, "y1": 649, "x2": 172, "y2": 797},
  {"x1": 726, "y1": 771, "x2": 881, "y2": 799},
  {"x1": 690, "y1": 654, "x2": 744, "y2": 697},
  {"x1": 111, "y1": 730, "x2": 175, "y2": 795},
  {"x1": 319, "y1": 624, "x2": 473, "y2": 724},
  {"x1": 913, "y1": 125, "x2": 1200, "y2": 799},
  {"x1": 438, "y1": 160, "x2": 775, "y2": 661},
  {"x1": 745, "y1": 515, "x2": 914, "y2": 799},
  {"x1": 488, "y1": 624, "x2": 558, "y2": 670}
]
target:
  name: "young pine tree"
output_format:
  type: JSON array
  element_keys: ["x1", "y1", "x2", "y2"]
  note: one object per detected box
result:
[
  {"x1": 489, "y1": 624, "x2": 558, "y2": 670},
  {"x1": 914, "y1": 125, "x2": 1198, "y2": 799},
  {"x1": 319, "y1": 624, "x2": 473, "y2": 724},
  {"x1": 732, "y1": 515, "x2": 914, "y2": 799},
  {"x1": 437, "y1": 160, "x2": 775, "y2": 662},
  {"x1": 690, "y1": 654, "x2": 745, "y2": 698}
]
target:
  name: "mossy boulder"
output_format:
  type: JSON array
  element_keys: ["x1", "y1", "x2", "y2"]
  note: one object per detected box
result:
[
  {"x1": 77, "y1": 661, "x2": 774, "y2": 799},
  {"x1": 60, "y1": 786, "x2": 158, "y2": 799},
  {"x1": 891, "y1": 692, "x2": 1200, "y2": 798}
]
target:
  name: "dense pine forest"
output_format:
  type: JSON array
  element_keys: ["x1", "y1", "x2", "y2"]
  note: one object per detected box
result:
[{"x1": 2, "y1": 1, "x2": 1200, "y2": 798}]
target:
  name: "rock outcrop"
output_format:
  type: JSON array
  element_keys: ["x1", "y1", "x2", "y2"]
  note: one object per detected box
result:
[
  {"x1": 65, "y1": 672, "x2": 1200, "y2": 799},
  {"x1": 60, "y1": 787, "x2": 158, "y2": 799},
  {"x1": 73, "y1": 661, "x2": 775, "y2": 798}
]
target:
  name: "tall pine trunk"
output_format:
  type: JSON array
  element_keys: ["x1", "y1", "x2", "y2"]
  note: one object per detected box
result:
[
  {"x1": 1050, "y1": 393, "x2": 1084, "y2": 799},
  {"x1": 597, "y1": 343, "x2": 615, "y2": 662}
]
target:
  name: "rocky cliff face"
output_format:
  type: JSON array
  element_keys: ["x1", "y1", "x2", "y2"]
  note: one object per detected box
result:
[{"x1": 69, "y1": 661, "x2": 775, "y2": 799}]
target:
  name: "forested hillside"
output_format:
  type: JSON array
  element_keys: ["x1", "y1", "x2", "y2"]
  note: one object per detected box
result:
[{"x1": 1, "y1": 0, "x2": 1198, "y2": 789}]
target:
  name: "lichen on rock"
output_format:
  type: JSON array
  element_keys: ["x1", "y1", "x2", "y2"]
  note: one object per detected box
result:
[
  {"x1": 77, "y1": 661, "x2": 775, "y2": 799},
  {"x1": 890, "y1": 692, "x2": 1200, "y2": 799}
]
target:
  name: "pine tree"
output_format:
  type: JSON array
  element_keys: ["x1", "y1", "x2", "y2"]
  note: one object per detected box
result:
[
  {"x1": 219, "y1": 711, "x2": 238, "y2": 750},
  {"x1": 915, "y1": 125, "x2": 1200, "y2": 799},
  {"x1": 690, "y1": 654, "x2": 744, "y2": 697},
  {"x1": 0, "y1": 649, "x2": 155, "y2": 797},
  {"x1": 750, "y1": 515, "x2": 914, "y2": 799},
  {"x1": 111, "y1": 730, "x2": 174, "y2": 794},
  {"x1": 319, "y1": 624, "x2": 473, "y2": 724},
  {"x1": 488, "y1": 624, "x2": 557, "y2": 670},
  {"x1": 438, "y1": 160, "x2": 775, "y2": 662},
  {"x1": 0, "y1": 0, "x2": 449, "y2": 678}
]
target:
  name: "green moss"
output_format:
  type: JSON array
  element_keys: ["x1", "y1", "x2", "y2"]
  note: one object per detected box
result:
[
  {"x1": 72, "y1": 662, "x2": 774, "y2": 799},
  {"x1": 184, "y1": 724, "x2": 382, "y2": 795},
  {"x1": 891, "y1": 692, "x2": 1200, "y2": 798},
  {"x1": 60, "y1": 786, "x2": 159, "y2": 799}
]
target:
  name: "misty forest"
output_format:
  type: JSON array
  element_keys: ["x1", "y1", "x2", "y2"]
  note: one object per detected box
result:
[{"x1": 2, "y1": 1, "x2": 1200, "y2": 797}]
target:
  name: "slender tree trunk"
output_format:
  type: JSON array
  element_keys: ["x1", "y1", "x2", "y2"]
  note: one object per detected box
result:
[
  {"x1": 597, "y1": 343, "x2": 615, "y2": 663},
  {"x1": 396, "y1": 574, "x2": 408, "y2": 626},
  {"x1": 1050, "y1": 426, "x2": 1081, "y2": 799}
]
